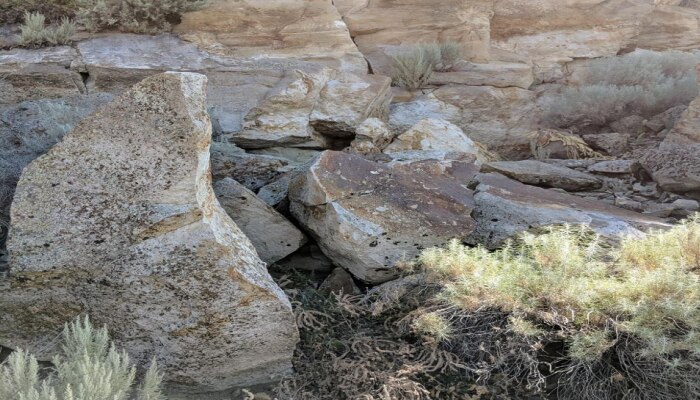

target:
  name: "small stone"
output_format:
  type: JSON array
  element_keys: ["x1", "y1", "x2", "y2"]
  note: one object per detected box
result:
[
  {"x1": 582, "y1": 133, "x2": 630, "y2": 156},
  {"x1": 615, "y1": 196, "x2": 643, "y2": 212},
  {"x1": 671, "y1": 198, "x2": 700, "y2": 211},
  {"x1": 319, "y1": 268, "x2": 361, "y2": 295},
  {"x1": 588, "y1": 160, "x2": 641, "y2": 175}
]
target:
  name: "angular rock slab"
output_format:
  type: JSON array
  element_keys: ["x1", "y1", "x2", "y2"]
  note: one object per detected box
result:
[
  {"x1": 214, "y1": 177, "x2": 307, "y2": 264},
  {"x1": 289, "y1": 151, "x2": 478, "y2": 283},
  {"x1": 482, "y1": 160, "x2": 602, "y2": 191},
  {"x1": 466, "y1": 173, "x2": 671, "y2": 249},
  {"x1": 1, "y1": 73, "x2": 298, "y2": 395}
]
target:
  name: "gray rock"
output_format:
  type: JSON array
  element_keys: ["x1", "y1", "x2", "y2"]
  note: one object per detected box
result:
[
  {"x1": 609, "y1": 115, "x2": 645, "y2": 135},
  {"x1": 582, "y1": 133, "x2": 630, "y2": 156},
  {"x1": 0, "y1": 46, "x2": 85, "y2": 104},
  {"x1": 211, "y1": 143, "x2": 294, "y2": 192},
  {"x1": 214, "y1": 177, "x2": 307, "y2": 264},
  {"x1": 319, "y1": 268, "x2": 361, "y2": 295},
  {"x1": 274, "y1": 243, "x2": 334, "y2": 273},
  {"x1": 1, "y1": 73, "x2": 298, "y2": 395},
  {"x1": 466, "y1": 173, "x2": 671, "y2": 249},
  {"x1": 588, "y1": 160, "x2": 642, "y2": 175},
  {"x1": 482, "y1": 160, "x2": 602, "y2": 191},
  {"x1": 641, "y1": 143, "x2": 700, "y2": 193}
]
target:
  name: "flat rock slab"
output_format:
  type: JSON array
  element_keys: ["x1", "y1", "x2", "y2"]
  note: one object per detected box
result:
[
  {"x1": 482, "y1": 160, "x2": 602, "y2": 191},
  {"x1": 467, "y1": 173, "x2": 671, "y2": 249},
  {"x1": 289, "y1": 151, "x2": 478, "y2": 283},
  {"x1": 0, "y1": 73, "x2": 297, "y2": 395},
  {"x1": 214, "y1": 177, "x2": 307, "y2": 264}
]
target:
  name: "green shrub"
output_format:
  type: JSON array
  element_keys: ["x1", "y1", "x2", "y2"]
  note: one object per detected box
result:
[
  {"x1": 390, "y1": 42, "x2": 462, "y2": 89},
  {"x1": 418, "y1": 216, "x2": 700, "y2": 399},
  {"x1": 76, "y1": 0, "x2": 205, "y2": 34},
  {"x1": 18, "y1": 12, "x2": 75, "y2": 47},
  {"x1": 543, "y1": 49, "x2": 699, "y2": 128},
  {"x1": 0, "y1": 316, "x2": 164, "y2": 400},
  {"x1": 0, "y1": 0, "x2": 78, "y2": 25}
]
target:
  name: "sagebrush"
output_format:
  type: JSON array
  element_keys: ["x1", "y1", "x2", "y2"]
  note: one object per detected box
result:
[
  {"x1": 390, "y1": 42, "x2": 462, "y2": 89},
  {"x1": 0, "y1": 316, "x2": 164, "y2": 400},
  {"x1": 0, "y1": 0, "x2": 78, "y2": 25},
  {"x1": 543, "y1": 49, "x2": 699, "y2": 129},
  {"x1": 18, "y1": 11, "x2": 75, "y2": 47},
  {"x1": 417, "y1": 216, "x2": 700, "y2": 399},
  {"x1": 76, "y1": 0, "x2": 205, "y2": 34}
]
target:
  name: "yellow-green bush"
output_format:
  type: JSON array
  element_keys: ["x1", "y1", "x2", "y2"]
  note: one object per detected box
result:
[
  {"x1": 0, "y1": 316, "x2": 163, "y2": 400},
  {"x1": 419, "y1": 216, "x2": 700, "y2": 399}
]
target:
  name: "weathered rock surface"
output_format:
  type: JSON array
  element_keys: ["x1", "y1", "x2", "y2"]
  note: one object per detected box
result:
[
  {"x1": 174, "y1": 0, "x2": 368, "y2": 74},
  {"x1": 289, "y1": 151, "x2": 478, "y2": 283},
  {"x1": 429, "y1": 62, "x2": 534, "y2": 89},
  {"x1": 210, "y1": 142, "x2": 317, "y2": 192},
  {"x1": 588, "y1": 160, "x2": 642, "y2": 176},
  {"x1": 491, "y1": 1, "x2": 700, "y2": 81},
  {"x1": 319, "y1": 267, "x2": 361, "y2": 295},
  {"x1": 0, "y1": 73, "x2": 298, "y2": 394},
  {"x1": 389, "y1": 86, "x2": 538, "y2": 159},
  {"x1": 340, "y1": 0, "x2": 493, "y2": 75},
  {"x1": 642, "y1": 91, "x2": 700, "y2": 193},
  {"x1": 214, "y1": 177, "x2": 307, "y2": 264},
  {"x1": 384, "y1": 119, "x2": 484, "y2": 161},
  {"x1": 583, "y1": 133, "x2": 630, "y2": 156},
  {"x1": 0, "y1": 47, "x2": 86, "y2": 104},
  {"x1": 467, "y1": 173, "x2": 671, "y2": 248},
  {"x1": 482, "y1": 160, "x2": 602, "y2": 191},
  {"x1": 350, "y1": 118, "x2": 394, "y2": 154},
  {"x1": 642, "y1": 144, "x2": 700, "y2": 193},
  {"x1": 233, "y1": 69, "x2": 391, "y2": 149}
]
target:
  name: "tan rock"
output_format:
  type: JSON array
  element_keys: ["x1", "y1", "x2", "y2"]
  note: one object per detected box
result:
[
  {"x1": 0, "y1": 73, "x2": 298, "y2": 395},
  {"x1": 289, "y1": 151, "x2": 478, "y2": 283},
  {"x1": 341, "y1": 0, "x2": 493, "y2": 75},
  {"x1": 389, "y1": 86, "x2": 538, "y2": 159},
  {"x1": 350, "y1": 118, "x2": 394, "y2": 154},
  {"x1": 214, "y1": 177, "x2": 307, "y2": 264},
  {"x1": 174, "y1": 0, "x2": 367, "y2": 74},
  {"x1": 429, "y1": 62, "x2": 534, "y2": 89},
  {"x1": 384, "y1": 119, "x2": 486, "y2": 162},
  {"x1": 234, "y1": 69, "x2": 391, "y2": 149}
]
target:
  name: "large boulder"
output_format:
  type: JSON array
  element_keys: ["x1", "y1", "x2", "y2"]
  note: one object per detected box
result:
[
  {"x1": 214, "y1": 177, "x2": 307, "y2": 264},
  {"x1": 289, "y1": 151, "x2": 478, "y2": 283},
  {"x1": 0, "y1": 73, "x2": 298, "y2": 395},
  {"x1": 466, "y1": 173, "x2": 671, "y2": 249}
]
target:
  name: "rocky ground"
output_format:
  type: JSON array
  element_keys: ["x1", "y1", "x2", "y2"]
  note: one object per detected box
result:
[{"x1": 1, "y1": 1, "x2": 700, "y2": 399}]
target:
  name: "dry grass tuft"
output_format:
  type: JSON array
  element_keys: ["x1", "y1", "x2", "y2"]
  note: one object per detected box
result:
[
  {"x1": 272, "y1": 275, "x2": 523, "y2": 400},
  {"x1": 390, "y1": 42, "x2": 463, "y2": 89},
  {"x1": 529, "y1": 128, "x2": 603, "y2": 159}
]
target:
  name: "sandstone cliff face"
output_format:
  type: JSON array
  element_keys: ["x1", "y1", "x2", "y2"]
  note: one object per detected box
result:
[{"x1": 0, "y1": 73, "x2": 298, "y2": 395}]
